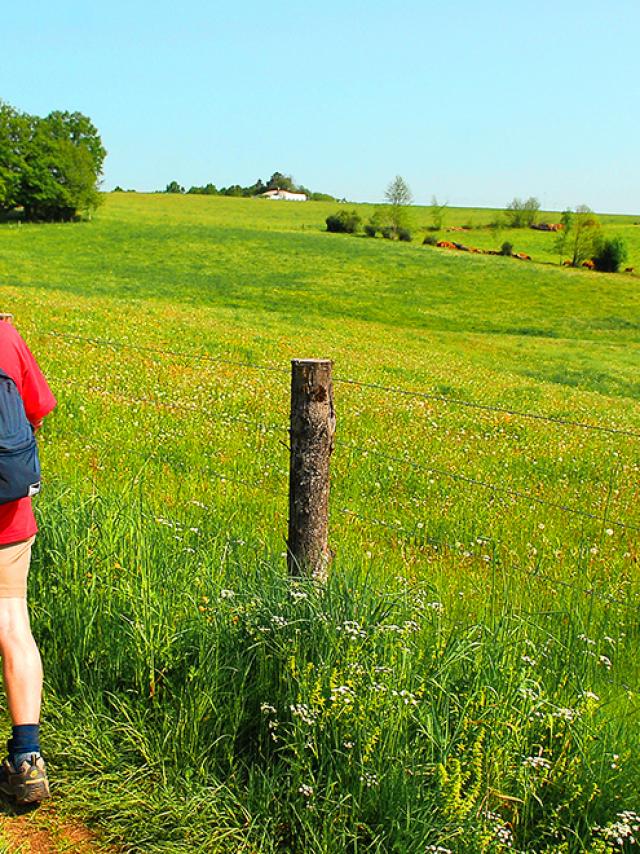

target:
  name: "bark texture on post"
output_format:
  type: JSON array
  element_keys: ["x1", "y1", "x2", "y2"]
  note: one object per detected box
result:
[{"x1": 287, "y1": 359, "x2": 335, "y2": 581}]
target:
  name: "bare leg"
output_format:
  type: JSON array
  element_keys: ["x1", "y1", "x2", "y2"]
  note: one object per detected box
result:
[{"x1": 0, "y1": 598, "x2": 42, "y2": 725}]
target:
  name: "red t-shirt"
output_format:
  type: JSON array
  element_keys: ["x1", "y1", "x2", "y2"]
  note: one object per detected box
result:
[{"x1": 0, "y1": 324, "x2": 57, "y2": 544}]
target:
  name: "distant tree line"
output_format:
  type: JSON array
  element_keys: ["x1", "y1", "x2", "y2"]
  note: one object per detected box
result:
[
  {"x1": 0, "y1": 100, "x2": 106, "y2": 221},
  {"x1": 162, "y1": 171, "x2": 335, "y2": 201},
  {"x1": 327, "y1": 176, "x2": 414, "y2": 241}
]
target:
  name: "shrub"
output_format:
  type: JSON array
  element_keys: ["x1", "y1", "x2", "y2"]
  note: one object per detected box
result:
[
  {"x1": 165, "y1": 181, "x2": 185, "y2": 194},
  {"x1": 397, "y1": 228, "x2": 412, "y2": 242},
  {"x1": 381, "y1": 226, "x2": 393, "y2": 239},
  {"x1": 325, "y1": 210, "x2": 361, "y2": 234},
  {"x1": 423, "y1": 234, "x2": 438, "y2": 245},
  {"x1": 500, "y1": 241, "x2": 513, "y2": 256},
  {"x1": 309, "y1": 192, "x2": 336, "y2": 202},
  {"x1": 505, "y1": 197, "x2": 540, "y2": 228},
  {"x1": 364, "y1": 224, "x2": 377, "y2": 238},
  {"x1": 592, "y1": 237, "x2": 628, "y2": 272}
]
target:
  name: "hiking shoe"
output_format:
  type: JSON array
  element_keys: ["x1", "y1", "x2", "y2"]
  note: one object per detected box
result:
[{"x1": 0, "y1": 754, "x2": 50, "y2": 804}]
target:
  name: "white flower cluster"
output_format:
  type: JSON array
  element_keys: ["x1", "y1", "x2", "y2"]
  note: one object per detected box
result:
[
  {"x1": 298, "y1": 783, "x2": 313, "y2": 798},
  {"x1": 425, "y1": 846, "x2": 452, "y2": 853},
  {"x1": 330, "y1": 684, "x2": 356, "y2": 704},
  {"x1": 484, "y1": 810, "x2": 514, "y2": 848},
  {"x1": 522, "y1": 755, "x2": 551, "y2": 771},
  {"x1": 338, "y1": 620, "x2": 367, "y2": 640},
  {"x1": 359, "y1": 771, "x2": 379, "y2": 788},
  {"x1": 552, "y1": 706, "x2": 580, "y2": 723},
  {"x1": 425, "y1": 601, "x2": 444, "y2": 613},
  {"x1": 391, "y1": 689, "x2": 419, "y2": 707},
  {"x1": 260, "y1": 703, "x2": 276, "y2": 715},
  {"x1": 402, "y1": 620, "x2": 420, "y2": 633},
  {"x1": 290, "y1": 703, "x2": 318, "y2": 726},
  {"x1": 519, "y1": 685, "x2": 540, "y2": 702},
  {"x1": 593, "y1": 810, "x2": 640, "y2": 847}
]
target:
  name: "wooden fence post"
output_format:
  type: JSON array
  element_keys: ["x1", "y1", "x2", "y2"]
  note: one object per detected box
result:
[{"x1": 287, "y1": 359, "x2": 335, "y2": 581}]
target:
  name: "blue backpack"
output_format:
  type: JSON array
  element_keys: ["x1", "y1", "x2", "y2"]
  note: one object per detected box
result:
[{"x1": 0, "y1": 368, "x2": 41, "y2": 504}]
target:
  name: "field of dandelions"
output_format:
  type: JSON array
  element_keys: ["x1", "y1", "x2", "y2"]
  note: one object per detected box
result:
[{"x1": 0, "y1": 193, "x2": 639, "y2": 851}]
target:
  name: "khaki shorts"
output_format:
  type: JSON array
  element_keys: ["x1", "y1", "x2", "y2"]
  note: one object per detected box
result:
[{"x1": 0, "y1": 536, "x2": 35, "y2": 598}]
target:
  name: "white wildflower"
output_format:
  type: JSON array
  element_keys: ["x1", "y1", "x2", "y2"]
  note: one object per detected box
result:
[
  {"x1": 338, "y1": 620, "x2": 367, "y2": 639},
  {"x1": 290, "y1": 704, "x2": 318, "y2": 726},
  {"x1": 552, "y1": 707, "x2": 580, "y2": 723},
  {"x1": 330, "y1": 685, "x2": 355, "y2": 704},
  {"x1": 392, "y1": 689, "x2": 418, "y2": 707},
  {"x1": 359, "y1": 771, "x2": 379, "y2": 788},
  {"x1": 522, "y1": 755, "x2": 551, "y2": 771},
  {"x1": 593, "y1": 810, "x2": 640, "y2": 846}
]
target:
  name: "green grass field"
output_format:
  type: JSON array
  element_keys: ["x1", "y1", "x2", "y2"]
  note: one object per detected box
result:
[{"x1": 0, "y1": 193, "x2": 639, "y2": 852}]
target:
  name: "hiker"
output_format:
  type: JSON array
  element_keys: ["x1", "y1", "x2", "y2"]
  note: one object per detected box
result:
[{"x1": 0, "y1": 316, "x2": 56, "y2": 804}]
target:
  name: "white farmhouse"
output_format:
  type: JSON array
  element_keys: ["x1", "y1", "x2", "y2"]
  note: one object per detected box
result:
[{"x1": 260, "y1": 188, "x2": 307, "y2": 202}]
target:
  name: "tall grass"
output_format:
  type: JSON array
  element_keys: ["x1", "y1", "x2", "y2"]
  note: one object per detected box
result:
[
  {"x1": 0, "y1": 194, "x2": 638, "y2": 850},
  {"x1": 30, "y1": 483, "x2": 638, "y2": 852}
]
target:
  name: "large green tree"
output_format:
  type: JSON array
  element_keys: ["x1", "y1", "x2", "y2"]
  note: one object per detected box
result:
[
  {"x1": 0, "y1": 102, "x2": 29, "y2": 211},
  {"x1": 555, "y1": 205, "x2": 601, "y2": 267},
  {"x1": 265, "y1": 171, "x2": 295, "y2": 191},
  {"x1": 0, "y1": 101, "x2": 106, "y2": 221}
]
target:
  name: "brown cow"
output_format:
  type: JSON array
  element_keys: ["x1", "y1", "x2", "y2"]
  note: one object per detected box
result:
[
  {"x1": 562, "y1": 260, "x2": 573, "y2": 266},
  {"x1": 582, "y1": 259, "x2": 595, "y2": 269},
  {"x1": 514, "y1": 252, "x2": 532, "y2": 261},
  {"x1": 625, "y1": 267, "x2": 634, "y2": 273}
]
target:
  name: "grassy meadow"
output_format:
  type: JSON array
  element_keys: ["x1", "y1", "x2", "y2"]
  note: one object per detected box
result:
[{"x1": 0, "y1": 193, "x2": 639, "y2": 852}]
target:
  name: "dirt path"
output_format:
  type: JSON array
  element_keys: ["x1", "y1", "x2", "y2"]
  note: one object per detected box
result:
[{"x1": 0, "y1": 801, "x2": 109, "y2": 853}]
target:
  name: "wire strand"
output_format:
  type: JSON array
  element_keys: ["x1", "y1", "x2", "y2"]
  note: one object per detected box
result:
[
  {"x1": 42, "y1": 330, "x2": 640, "y2": 439},
  {"x1": 332, "y1": 375, "x2": 640, "y2": 440},
  {"x1": 59, "y1": 378, "x2": 287, "y2": 435},
  {"x1": 42, "y1": 331, "x2": 289, "y2": 376},
  {"x1": 338, "y1": 441, "x2": 640, "y2": 533},
  {"x1": 340, "y1": 506, "x2": 639, "y2": 611}
]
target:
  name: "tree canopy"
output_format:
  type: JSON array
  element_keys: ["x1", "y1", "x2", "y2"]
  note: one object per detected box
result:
[
  {"x1": 504, "y1": 196, "x2": 540, "y2": 228},
  {"x1": 182, "y1": 171, "x2": 323, "y2": 199},
  {"x1": 383, "y1": 176, "x2": 413, "y2": 235},
  {"x1": 555, "y1": 205, "x2": 601, "y2": 266},
  {"x1": 0, "y1": 100, "x2": 106, "y2": 221}
]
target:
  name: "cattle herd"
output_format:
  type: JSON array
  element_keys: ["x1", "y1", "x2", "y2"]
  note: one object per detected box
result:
[{"x1": 435, "y1": 240, "x2": 532, "y2": 261}]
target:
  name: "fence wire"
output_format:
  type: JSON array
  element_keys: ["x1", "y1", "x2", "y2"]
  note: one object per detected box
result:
[
  {"x1": 43, "y1": 330, "x2": 640, "y2": 439},
  {"x1": 339, "y1": 506, "x2": 639, "y2": 613},
  {"x1": 59, "y1": 378, "x2": 287, "y2": 436},
  {"x1": 332, "y1": 375, "x2": 640, "y2": 440},
  {"x1": 338, "y1": 441, "x2": 639, "y2": 534},
  {"x1": 42, "y1": 333, "x2": 639, "y2": 613}
]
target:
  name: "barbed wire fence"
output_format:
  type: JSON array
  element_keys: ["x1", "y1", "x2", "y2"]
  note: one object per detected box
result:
[{"x1": 40, "y1": 330, "x2": 639, "y2": 612}]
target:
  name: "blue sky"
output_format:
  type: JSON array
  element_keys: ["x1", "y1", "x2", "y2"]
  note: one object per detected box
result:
[{"x1": 3, "y1": 0, "x2": 639, "y2": 212}]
